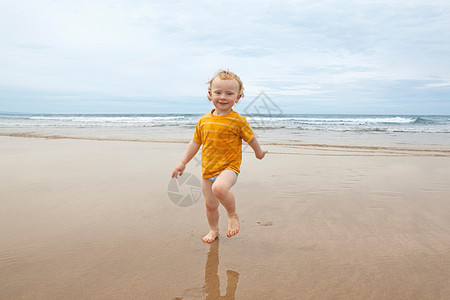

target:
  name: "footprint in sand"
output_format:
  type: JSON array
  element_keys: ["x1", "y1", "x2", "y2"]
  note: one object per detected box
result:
[{"x1": 257, "y1": 221, "x2": 273, "y2": 226}]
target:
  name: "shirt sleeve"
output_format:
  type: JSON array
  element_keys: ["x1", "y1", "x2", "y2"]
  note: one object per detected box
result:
[
  {"x1": 240, "y1": 117, "x2": 255, "y2": 143},
  {"x1": 193, "y1": 119, "x2": 202, "y2": 144}
]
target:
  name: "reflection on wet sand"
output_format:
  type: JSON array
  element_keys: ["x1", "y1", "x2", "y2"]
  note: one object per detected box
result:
[{"x1": 204, "y1": 239, "x2": 239, "y2": 300}]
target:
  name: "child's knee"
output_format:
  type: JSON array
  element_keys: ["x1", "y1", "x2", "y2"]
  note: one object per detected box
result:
[
  {"x1": 205, "y1": 201, "x2": 219, "y2": 211},
  {"x1": 212, "y1": 183, "x2": 227, "y2": 199}
]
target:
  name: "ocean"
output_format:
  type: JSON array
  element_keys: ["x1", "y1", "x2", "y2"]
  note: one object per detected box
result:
[
  {"x1": 1, "y1": 113, "x2": 449, "y2": 153},
  {"x1": 1, "y1": 113, "x2": 449, "y2": 132}
]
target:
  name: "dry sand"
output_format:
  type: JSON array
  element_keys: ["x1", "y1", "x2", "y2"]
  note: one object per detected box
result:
[{"x1": 1, "y1": 136, "x2": 450, "y2": 299}]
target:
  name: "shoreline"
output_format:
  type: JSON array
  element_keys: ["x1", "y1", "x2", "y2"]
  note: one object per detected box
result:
[{"x1": 1, "y1": 133, "x2": 449, "y2": 157}]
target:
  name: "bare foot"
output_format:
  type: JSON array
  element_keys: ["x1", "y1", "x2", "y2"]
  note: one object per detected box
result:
[
  {"x1": 227, "y1": 213, "x2": 240, "y2": 238},
  {"x1": 202, "y1": 230, "x2": 219, "y2": 243}
]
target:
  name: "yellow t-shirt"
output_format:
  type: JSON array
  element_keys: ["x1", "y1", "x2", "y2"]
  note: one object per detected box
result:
[{"x1": 193, "y1": 109, "x2": 255, "y2": 179}]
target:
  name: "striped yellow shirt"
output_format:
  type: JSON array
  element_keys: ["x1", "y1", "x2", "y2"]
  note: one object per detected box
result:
[{"x1": 193, "y1": 109, "x2": 255, "y2": 179}]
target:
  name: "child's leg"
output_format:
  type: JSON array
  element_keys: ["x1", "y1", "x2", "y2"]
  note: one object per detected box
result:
[
  {"x1": 202, "y1": 178, "x2": 220, "y2": 243},
  {"x1": 211, "y1": 170, "x2": 240, "y2": 238}
]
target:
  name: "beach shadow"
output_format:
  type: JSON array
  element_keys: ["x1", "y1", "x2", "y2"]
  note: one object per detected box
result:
[{"x1": 204, "y1": 239, "x2": 240, "y2": 300}]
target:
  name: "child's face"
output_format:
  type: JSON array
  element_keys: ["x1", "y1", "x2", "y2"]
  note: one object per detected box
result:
[{"x1": 208, "y1": 77, "x2": 242, "y2": 114}]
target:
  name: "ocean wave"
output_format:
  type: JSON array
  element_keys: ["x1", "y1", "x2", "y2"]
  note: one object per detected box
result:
[
  {"x1": 1, "y1": 113, "x2": 449, "y2": 133},
  {"x1": 252, "y1": 125, "x2": 450, "y2": 133},
  {"x1": 247, "y1": 116, "x2": 418, "y2": 125},
  {"x1": 28, "y1": 115, "x2": 187, "y2": 122},
  {"x1": 412, "y1": 116, "x2": 444, "y2": 124},
  {"x1": 7, "y1": 114, "x2": 197, "y2": 128}
]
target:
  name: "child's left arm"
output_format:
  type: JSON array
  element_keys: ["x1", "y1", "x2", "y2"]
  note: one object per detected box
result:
[{"x1": 248, "y1": 137, "x2": 268, "y2": 160}]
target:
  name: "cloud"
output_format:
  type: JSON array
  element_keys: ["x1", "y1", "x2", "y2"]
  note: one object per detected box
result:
[
  {"x1": 417, "y1": 81, "x2": 450, "y2": 89},
  {"x1": 1, "y1": 0, "x2": 449, "y2": 113}
]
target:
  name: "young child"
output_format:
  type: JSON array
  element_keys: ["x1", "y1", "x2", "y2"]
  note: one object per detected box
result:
[{"x1": 171, "y1": 70, "x2": 267, "y2": 243}]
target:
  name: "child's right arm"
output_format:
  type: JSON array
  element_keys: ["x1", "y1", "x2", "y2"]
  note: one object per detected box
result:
[{"x1": 171, "y1": 140, "x2": 201, "y2": 178}]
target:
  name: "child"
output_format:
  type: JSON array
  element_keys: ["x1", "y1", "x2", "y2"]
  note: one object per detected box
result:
[{"x1": 172, "y1": 70, "x2": 267, "y2": 243}]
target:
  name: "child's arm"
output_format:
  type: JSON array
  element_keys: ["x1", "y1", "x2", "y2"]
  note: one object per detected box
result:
[
  {"x1": 248, "y1": 137, "x2": 268, "y2": 160},
  {"x1": 172, "y1": 140, "x2": 201, "y2": 178}
]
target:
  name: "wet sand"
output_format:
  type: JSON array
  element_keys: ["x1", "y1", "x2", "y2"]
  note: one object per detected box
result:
[{"x1": 1, "y1": 136, "x2": 450, "y2": 299}]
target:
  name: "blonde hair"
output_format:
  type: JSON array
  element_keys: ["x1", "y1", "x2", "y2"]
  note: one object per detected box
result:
[{"x1": 207, "y1": 70, "x2": 244, "y2": 101}]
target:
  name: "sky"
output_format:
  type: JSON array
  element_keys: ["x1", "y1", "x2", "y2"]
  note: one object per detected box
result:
[{"x1": 1, "y1": 0, "x2": 449, "y2": 114}]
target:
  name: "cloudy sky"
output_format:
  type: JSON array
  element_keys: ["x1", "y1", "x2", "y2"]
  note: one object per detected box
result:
[{"x1": 1, "y1": 0, "x2": 449, "y2": 114}]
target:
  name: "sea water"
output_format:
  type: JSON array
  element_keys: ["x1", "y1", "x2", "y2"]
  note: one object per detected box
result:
[{"x1": 1, "y1": 113, "x2": 449, "y2": 151}]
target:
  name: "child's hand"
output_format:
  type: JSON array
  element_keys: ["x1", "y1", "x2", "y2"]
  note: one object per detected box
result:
[
  {"x1": 248, "y1": 138, "x2": 267, "y2": 160},
  {"x1": 172, "y1": 163, "x2": 186, "y2": 178},
  {"x1": 256, "y1": 150, "x2": 268, "y2": 160}
]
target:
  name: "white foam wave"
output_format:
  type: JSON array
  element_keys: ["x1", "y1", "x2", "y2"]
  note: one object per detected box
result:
[
  {"x1": 248, "y1": 116, "x2": 417, "y2": 125},
  {"x1": 22, "y1": 115, "x2": 195, "y2": 127},
  {"x1": 1, "y1": 114, "x2": 449, "y2": 133}
]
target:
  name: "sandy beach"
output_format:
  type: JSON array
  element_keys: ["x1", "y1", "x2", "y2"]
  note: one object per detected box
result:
[{"x1": 1, "y1": 135, "x2": 450, "y2": 299}]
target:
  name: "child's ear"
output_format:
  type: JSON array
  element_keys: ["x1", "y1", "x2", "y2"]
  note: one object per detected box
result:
[
  {"x1": 236, "y1": 94, "x2": 242, "y2": 102},
  {"x1": 207, "y1": 90, "x2": 212, "y2": 101}
]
